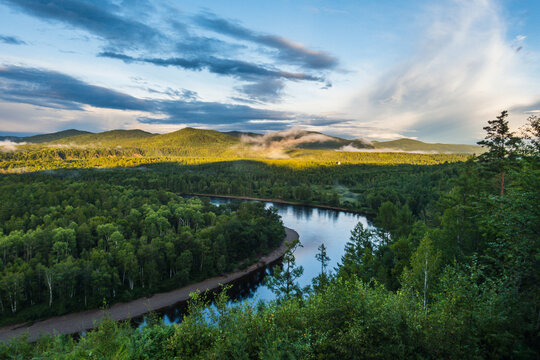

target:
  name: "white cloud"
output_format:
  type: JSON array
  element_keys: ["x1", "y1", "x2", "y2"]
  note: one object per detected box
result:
[
  {"x1": 344, "y1": 0, "x2": 540, "y2": 143},
  {"x1": 0, "y1": 140, "x2": 26, "y2": 151}
]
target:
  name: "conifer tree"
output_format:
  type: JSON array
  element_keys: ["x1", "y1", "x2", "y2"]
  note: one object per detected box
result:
[{"x1": 477, "y1": 110, "x2": 520, "y2": 196}]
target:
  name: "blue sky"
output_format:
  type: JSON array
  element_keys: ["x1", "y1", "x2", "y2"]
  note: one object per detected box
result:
[{"x1": 0, "y1": 0, "x2": 539, "y2": 143}]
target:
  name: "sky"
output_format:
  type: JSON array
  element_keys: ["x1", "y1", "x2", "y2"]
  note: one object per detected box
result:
[{"x1": 0, "y1": 0, "x2": 539, "y2": 143}]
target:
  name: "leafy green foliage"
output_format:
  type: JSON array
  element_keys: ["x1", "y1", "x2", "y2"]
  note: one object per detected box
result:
[
  {"x1": 1, "y1": 113, "x2": 538, "y2": 358},
  {"x1": 0, "y1": 178, "x2": 284, "y2": 325}
]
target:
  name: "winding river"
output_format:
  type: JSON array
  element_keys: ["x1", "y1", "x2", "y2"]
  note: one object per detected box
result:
[
  {"x1": 0, "y1": 198, "x2": 374, "y2": 341},
  {"x1": 157, "y1": 197, "x2": 374, "y2": 325}
]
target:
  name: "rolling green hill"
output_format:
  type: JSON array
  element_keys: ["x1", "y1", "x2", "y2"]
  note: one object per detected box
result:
[
  {"x1": 50, "y1": 129, "x2": 155, "y2": 146},
  {"x1": 1, "y1": 129, "x2": 92, "y2": 144},
  {"x1": 372, "y1": 138, "x2": 483, "y2": 154},
  {"x1": 0, "y1": 136, "x2": 22, "y2": 142},
  {"x1": 151, "y1": 127, "x2": 239, "y2": 146},
  {"x1": 133, "y1": 127, "x2": 241, "y2": 156},
  {"x1": 12, "y1": 127, "x2": 483, "y2": 156}
]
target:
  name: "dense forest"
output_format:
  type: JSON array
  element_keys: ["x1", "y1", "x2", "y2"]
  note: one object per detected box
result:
[
  {"x1": 0, "y1": 180, "x2": 284, "y2": 325},
  {"x1": 0, "y1": 147, "x2": 469, "y2": 173},
  {"x1": 0, "y1": 127, "x2": 472, "y2": 173},
  {"x1": 0, "y1": 113, "x2": 538, "y2": 359}
]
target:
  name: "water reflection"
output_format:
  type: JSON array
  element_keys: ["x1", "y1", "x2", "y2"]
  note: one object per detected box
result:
[{"x1": 148, "y1": 197, "x2": 374, "y2": 325}]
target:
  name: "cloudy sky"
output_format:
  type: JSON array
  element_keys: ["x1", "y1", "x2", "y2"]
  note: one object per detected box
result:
[{"x1": 0, "y1": 0, "x2": 539, "y2": 143}]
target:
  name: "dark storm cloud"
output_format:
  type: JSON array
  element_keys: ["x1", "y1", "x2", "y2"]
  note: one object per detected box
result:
[
  {"x1": 194, "y1": 12, "x2": 339, "y2": 70},
  {"x1": 0, "y1": 34, "x2": 26, "y2": 45},
  {"x1": 3, "y1": 0, "x2": 162, "y2": 49},
  {"x1": 0, "y1": 65, "x2": 292, "y2": 125}
]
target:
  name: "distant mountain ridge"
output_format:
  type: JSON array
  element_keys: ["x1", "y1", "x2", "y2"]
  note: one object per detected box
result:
[
  {"x1": 1, "y1": 129, "x2": 92, "y2": 143},
  {"x1": 372, "y1": 138, "x2": 482, "y2": 154},
  {"x1": 1, "y1": 128, "x2": 483, "y2": 154},
  {"x1": 51, "y1": 129, "x2": 155, "y2": 146}
]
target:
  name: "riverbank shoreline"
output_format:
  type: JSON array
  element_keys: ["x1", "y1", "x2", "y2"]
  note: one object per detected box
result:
[
  {"x1": 185, "y1": 193, "x2": 365, "y2": 215},
  {"x1": 0, "y1": 227, "x2": 298, "y2": 343}
]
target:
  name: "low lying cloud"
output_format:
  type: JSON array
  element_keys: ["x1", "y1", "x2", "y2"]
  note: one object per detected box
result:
[
  {"x1": 0, "y1": 140, "x2": 26, "y2": 151},
  {"x1": 337, "y1": 145, "x2": 438, "y2": 154},
  {"x1": 242, "y1": 128, "x2": 331, "y2": 145},
  {"x1": 239, "y1": 128, "x2": 365, "y2": 158},
  {"x1": 238, "y1": 129, "x2": 332, "y2": 159}
]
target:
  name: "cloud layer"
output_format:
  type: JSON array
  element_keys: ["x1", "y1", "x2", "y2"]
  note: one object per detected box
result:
[
  {"x1": 194, "y1": 12, "x2": 338, "y2": 70},
  {"x1": 347, "y1": 0, "x2": 540, "y2": 142},
  {"x1": 2, "y1": 0, "x2": 335, "y2": 103},
  {"x1": 0, "y1": 65, "x2": 292, "y2": 127},
  {"x1": 3, "y1": 0, "x2": 162, "y2": 49},
  {"x1": 1, "y1": 0, "x2": 538, "y2": 141}
]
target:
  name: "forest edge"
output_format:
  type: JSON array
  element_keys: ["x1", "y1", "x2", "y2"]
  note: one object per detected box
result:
[
  {"x1": 0, "y1": 227, "x2": 298, "y2": 343},
  {"x1": 186, "y1": 193, "x2": 362, "y2": 215}
]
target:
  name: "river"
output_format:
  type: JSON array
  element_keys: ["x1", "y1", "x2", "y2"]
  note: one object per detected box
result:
[
  {"x1": 156, "y1": 197, "x2": 374, "y2": 325},
  {"x1": 0, "y1": 197, "x2": 374, "y2": 342}
]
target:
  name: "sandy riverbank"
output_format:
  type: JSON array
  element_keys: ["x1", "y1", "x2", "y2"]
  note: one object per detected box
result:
[{"x1": 0, "y1": 227, "x2": 298, "y2": 343}]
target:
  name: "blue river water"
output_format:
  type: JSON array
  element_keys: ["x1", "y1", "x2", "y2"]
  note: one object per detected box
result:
[{"x1": 149, "y1": 197, "x2": 373, "y2": 325}]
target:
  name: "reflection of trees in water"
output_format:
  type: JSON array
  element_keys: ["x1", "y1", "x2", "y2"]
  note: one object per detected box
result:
[
  {"x1": 158, "y1": 301, "x2": 189, "y2": 324},
  {"x1": 268, "y1": 202, "x2": 314, "y2": 221},
  {"x1": 291, "y1": 205, "x2": 314, "y2": 220},
  {"x1": 229, "y1": 266, "x2": 269, "y2": 301},
  {"x1": 137, "y1": 197, "x2": 368, "y2": 327},
  {"x1": 327, "y1": 209, "x2": 340, "y2": 222}
]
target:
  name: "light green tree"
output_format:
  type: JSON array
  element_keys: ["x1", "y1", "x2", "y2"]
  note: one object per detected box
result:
[{"x1": 402, "y1": 236, "x2": 441, "y2": 311}]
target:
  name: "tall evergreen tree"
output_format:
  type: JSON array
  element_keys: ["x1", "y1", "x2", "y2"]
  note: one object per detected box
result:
[
  {"x1": 477, "y1": 110, "x2": 520, "y2": 196},
  {"x1": 265, "y1": 238, "x2": 305, "y2": 300},
  {"x1": 313, "y1": 243, "x2": 331, "y2": 292}
]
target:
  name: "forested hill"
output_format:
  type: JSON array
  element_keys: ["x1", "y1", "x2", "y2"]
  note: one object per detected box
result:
[
  {"x1": 44, "y1": 127, "x2": 240, "y2": 156},
  {"x1": 372, "y1": 138, "x2": 483, "y2": 154},
  {"x1": 1, "y1": 129, "x2": 91, "y2": 144},
  {"x1": 49, "y1": 129, "x2": 155, "y2": 146},
  {"x1": 2, "y1": 127, "x2": 482, "y2": 154}
]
